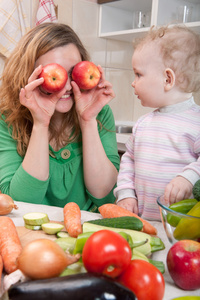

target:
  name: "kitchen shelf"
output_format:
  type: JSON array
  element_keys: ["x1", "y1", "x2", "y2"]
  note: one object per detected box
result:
[{"x1": 98, "y1": 0, "x2": 200, "y2": 42}]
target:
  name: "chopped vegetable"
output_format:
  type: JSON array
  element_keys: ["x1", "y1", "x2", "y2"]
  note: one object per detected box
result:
[
  {"x1": 23, "y1": 212, "x2": 49, "y2": 226},
  {"x1": 55, "y1": 237, "x2": 76, "y2": 253},
  {"x1": 0, "y1": 216, "x2": 22, "y2": 274},
  {"x1": 99, "y1": 204, "x2": 157, "y2": 235},
  {"x1": 41, "y1": 222, "x2": 64, "y2": 235},
  {"x1": 63, "y1": 202, "x2": 82, "y2": 238},
  {"x1": 60, "y1": 261, "x2": 86, "y2": 277},
  {"x1": 24, "y1": 224, "x2": 41, "y2": 231},
  {"x1": 57, "y1": 231, "x2": 69, "y2": 238}
]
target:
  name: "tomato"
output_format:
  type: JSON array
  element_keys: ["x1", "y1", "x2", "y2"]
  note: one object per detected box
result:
[
  {"x1": 82, "y1": 230, "x2": 132, "y2": 278},
  {"x1": 118, "y1": 259, "x2": 165, "y2": 300}
]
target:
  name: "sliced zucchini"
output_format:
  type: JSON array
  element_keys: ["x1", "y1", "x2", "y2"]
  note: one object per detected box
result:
[
  {"x1": 57, "y1": 231, "x2": 69, "y2": 238},
  {"x1": 42, "y1": 223, "x2": 64, "y2": 235},
  {"x1": 60, "y1": 262, "x2": 86, "y2": 277},
  {"x1": 24, "y1": 224, "x2": 41, "y2": 231},
  {"x1": 23, "y1": 212, "x2": 49, "y2": 226},
  {"x1": 55, "y1": 237, "x2": 76, "y2": 252}
]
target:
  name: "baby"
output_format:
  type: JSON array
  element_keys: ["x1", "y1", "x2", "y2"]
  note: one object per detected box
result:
[{"x1": 114, "y1": 25, "x2": 200, "y2": 220}]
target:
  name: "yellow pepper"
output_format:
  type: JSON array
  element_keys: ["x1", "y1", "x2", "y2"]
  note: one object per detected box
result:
[{"x1": 173, "y1": 201, "x2": 200, "y2": 240}]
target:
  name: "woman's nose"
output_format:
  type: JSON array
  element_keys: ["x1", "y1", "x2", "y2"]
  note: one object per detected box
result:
[{"x1": 65, "y1": 77, "x2": 72, "y2": 90}]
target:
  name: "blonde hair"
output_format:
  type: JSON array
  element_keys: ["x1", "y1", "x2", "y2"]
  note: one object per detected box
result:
[
  {"x1": 134, "y1": 25, "x2": 200, "y2": 93},
  {"x1": 0, "y1": 23, "x2": 90, "y2": 156}
]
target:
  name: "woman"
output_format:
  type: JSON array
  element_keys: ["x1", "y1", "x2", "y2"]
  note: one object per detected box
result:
[{"x1": 0, "y1": 23, "x2": 119, "y2": 211}]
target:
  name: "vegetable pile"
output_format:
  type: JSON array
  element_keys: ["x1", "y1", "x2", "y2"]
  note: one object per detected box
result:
[
  {"x1": 0, "y1": 202, "x2": 167, "y2": 300},
  {"x1": 167, "y1": 198, "x2": 200, "y2": 240}
]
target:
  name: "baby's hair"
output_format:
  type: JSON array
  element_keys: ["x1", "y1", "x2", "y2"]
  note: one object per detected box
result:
[{"x1": 133, "y1": 25, "x2": 200, "y2": 93}]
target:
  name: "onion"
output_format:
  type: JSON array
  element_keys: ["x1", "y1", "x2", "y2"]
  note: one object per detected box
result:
[
  {"x1": 0, "y1": 194, "x2": 18, "y2": 215},
  {"x1": 17, "y1": 239, "x2": 79, "y2": 280}
]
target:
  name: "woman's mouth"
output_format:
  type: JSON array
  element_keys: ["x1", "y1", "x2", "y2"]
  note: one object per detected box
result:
[{"x1": 60, "y1": 94, "x2": 71, "y2": 100}]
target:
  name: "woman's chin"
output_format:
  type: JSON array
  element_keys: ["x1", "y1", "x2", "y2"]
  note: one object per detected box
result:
[{"x1": 55, "y1": 98, "x2": 73, "y2": 113}]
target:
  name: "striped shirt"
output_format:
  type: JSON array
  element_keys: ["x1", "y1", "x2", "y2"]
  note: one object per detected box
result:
[{"x1": 114, "y1": 97, "x2": 200, "y2": 220}]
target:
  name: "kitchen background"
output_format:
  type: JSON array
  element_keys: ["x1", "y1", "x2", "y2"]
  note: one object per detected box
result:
[{"x1": 0, "y1": 0, "x2": 200, "y2": 141}]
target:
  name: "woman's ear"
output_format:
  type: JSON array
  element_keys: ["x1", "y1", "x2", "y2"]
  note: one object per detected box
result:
[{"x1": 164, "y1": 68, "x2": 175, "y2": 91}]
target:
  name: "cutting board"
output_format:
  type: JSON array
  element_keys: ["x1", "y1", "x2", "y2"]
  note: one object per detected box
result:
[{"x1": 16, "y1": 222, "x2": 65, "y2": 248}]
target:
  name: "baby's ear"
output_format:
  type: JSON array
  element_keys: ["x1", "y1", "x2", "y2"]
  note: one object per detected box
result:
[{"x1": 164, "y1": 68, "x2": 175, "y2": 91}]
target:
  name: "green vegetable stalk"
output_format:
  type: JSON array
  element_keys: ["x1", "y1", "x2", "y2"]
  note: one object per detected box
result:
[
  {"x1": 131, "y1": 249, "x2": 165, "y2": 274},
  {"x1": 173, "y1": 201, "x2": 200, "y2": 240}
]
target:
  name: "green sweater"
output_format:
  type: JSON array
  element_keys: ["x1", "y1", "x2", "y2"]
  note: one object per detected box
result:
[{"x1": 0, "y1": 105, "x2": 120, "y2": 211}]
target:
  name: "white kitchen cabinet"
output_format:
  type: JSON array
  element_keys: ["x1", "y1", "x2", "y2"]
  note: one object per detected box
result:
[{"x1": 99, "y1": 0, "x2": 200, "y2": 41}]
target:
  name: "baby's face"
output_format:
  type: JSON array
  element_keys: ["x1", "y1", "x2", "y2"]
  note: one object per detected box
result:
[{"x1": 131, "y1": 42, "x2": 168, "y2": 108}]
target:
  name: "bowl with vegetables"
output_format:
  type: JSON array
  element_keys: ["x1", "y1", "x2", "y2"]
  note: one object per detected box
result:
[{"x1": 157, "y1": 195, "x2": 200, "y2": 244}]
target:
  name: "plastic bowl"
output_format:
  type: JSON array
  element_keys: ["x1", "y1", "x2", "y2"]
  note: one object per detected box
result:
[{"x1": 157, "y1": 195, "x2": 200, "y2": 244}]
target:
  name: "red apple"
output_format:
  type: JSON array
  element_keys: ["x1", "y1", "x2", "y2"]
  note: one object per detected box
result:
[
  {"x1": 72, "y1": 61, "x2": 100, "y2": 90},
  {"x1": 39, "y1": 63, "x2": 68, "y2": 93},
  {"x1": 167, "y1": 240, "x2": 200, "y2": 290}
]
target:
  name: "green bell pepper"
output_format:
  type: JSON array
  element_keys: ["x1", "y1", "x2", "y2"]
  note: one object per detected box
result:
[
  {"x1": 167, "y1": 198, "x2": 198, "y2": 227},
  {"x1": 173, "y1": 201, "x2": 200, "y2": 240},
  {"x1": 72, "y1": 231, "x2": 135, "y2": 255},
  {"x1": 73, "y1": 232, "x2": 94, "y2": 254}
]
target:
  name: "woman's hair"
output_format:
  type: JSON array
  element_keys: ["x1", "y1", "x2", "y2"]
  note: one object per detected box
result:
[
  {"x1": 134, "y1": 25, "x2": 200, "y2": 93},
  {"x1": 0, "y1": 22, "x2": 90, "y2": 155}
]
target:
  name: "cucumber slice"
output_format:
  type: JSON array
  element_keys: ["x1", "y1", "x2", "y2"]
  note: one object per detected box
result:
[
  {"x1": 23, "y1": 212, "x2": 49, "y2": 226},
  {"x1": 57, "y1": 231, "x2": 69, "y2": 238},
  {"x1": 24, "y1": 224, "x2": 41, "y2": 230},
  {"x1": 42, "y1": 222, "x2": 64, "y2": 235},
  {"x1": 55, "y1": 237, "x2": 76, "y2": 252}
]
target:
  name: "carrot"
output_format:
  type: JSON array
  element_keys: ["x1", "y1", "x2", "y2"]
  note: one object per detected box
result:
[
  {"x1": 0, "y1": 216, "x2": 22, "y2": 274},
  {"x1": 98, "y1": 204, "x2": 157, "y2": 235},
  {"x1": 0, "y1": 255, "x2": 3, "y2": 288},
  {"x1": 63, "y1": 202, "x2": 82, "y2": 238}
]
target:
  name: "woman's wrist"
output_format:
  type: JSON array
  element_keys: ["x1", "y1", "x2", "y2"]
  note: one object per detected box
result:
[
  {"x1": 79, "y1": 118, "x2": 97, "y2": 132},
  {"x1": 32, "y1": 121, "x2": 50, "y2": 133}
]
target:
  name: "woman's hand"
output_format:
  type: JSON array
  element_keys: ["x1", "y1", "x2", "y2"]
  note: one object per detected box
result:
[
  {"x1": 19, "y1": 65, "x2": 66, "y2": 127},
  {"x1": 72, "y1": 65, "x2": 115, "y2": 126}
]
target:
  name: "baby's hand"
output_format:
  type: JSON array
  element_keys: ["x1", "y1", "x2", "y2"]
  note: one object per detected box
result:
[
  {"x1": 164, "y1": 176, "x2": 193, "y2": 204},
  {"x1": 116, "y1": 197, "x2": 138, "y2": 214}
]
